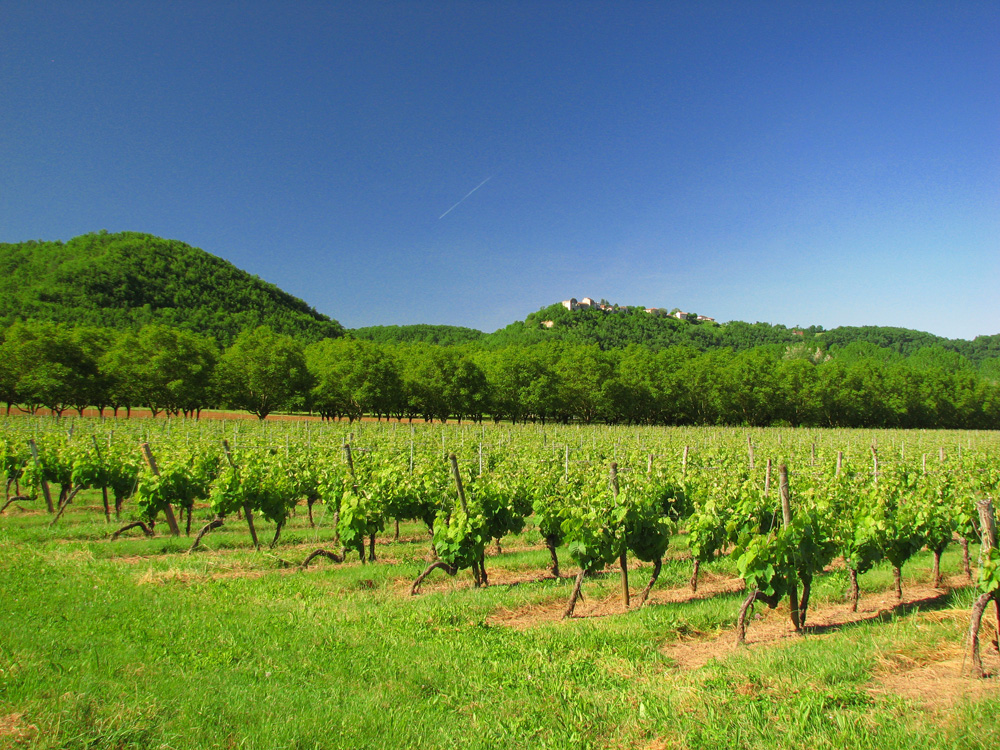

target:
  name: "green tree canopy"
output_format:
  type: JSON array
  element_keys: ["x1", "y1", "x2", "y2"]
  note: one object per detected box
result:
[{"x1": 216, "y1": 326, "x2": 311, "y2": 419}]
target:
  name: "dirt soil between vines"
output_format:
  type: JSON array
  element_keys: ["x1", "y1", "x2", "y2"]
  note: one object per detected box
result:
[
  {"x1": 658, "y1": 577, "x2": 982, "y2": 670},
  {"x1": 487, "y1": 570, "x2": 745, "y2": 629},
  {"x1": 489, "y1": 572, "x2": 1000, "y2": 709}
]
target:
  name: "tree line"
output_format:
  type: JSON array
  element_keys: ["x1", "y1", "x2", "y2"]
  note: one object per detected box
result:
[{"x1": 1, "y1": 319, "x2": 998, "y2": 429}]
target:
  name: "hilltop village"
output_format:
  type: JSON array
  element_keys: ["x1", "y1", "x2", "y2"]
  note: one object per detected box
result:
[{"x1": 539, "y1": 296, "x2": 716, "y2": 328}]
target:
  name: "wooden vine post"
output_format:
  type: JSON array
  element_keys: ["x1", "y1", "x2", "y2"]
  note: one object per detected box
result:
[
  {"x1": 410, "y1": 453, "x2": 471, "y2": 594},
  {"x1": 967, "y1": 499, "x2": 999, "y2": 677},
  {"x1": 224, "y1": 439, "x2": 259, "y2": 549},
  {"x1": 449, "y1": 451, "x2": 484, "y2": 585},
  {"x1": 28, "y1": 439, "x2": 54, "y2": 513},
  {"x1": 780, "y1": 466, "x2": 801, "y2": 631},
  {"x1": 92, "y1": 435, "x2": 111, "y2": 522},
  {"x1": 450, "y1": 452, "x2": 468, "y2": 514},
  {"x1": 343, "y1": 442, "x2": 357, "y2": 555},
  {"x1": 344, "y1": 442, "x2": 357, "y2": 491},
  {"x1": 736, "y1": 464, "x2": 798, "y2": 645},
  {"x1": 142, "y1": 442, "x2": 180, "y2": 536},
  {"x1": 189, "y1": 440, "x2": 234, "y2": 552},
  {"x1": 299, "y1": 445, "x2": 364, "y2": 569},
  {"x1": 611, "y1": 462, "x2": 629, "y2": 611}
]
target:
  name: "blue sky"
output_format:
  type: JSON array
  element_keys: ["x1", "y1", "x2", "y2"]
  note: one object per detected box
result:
[{"x1": 2, "y1": 1, "x2": 997, "y2": 339}]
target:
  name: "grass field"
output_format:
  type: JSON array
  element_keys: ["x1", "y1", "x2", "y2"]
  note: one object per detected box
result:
[{"x1": 1, "y1": 491, "x2": 998, "y2": 750}]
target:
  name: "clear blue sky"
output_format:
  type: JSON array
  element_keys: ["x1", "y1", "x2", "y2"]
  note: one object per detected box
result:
[{"x1": 2, "y1": 1, "x2": 998, "y2": 339}]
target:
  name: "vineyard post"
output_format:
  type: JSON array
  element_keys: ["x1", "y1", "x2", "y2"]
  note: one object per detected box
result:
[
  {"x1": 836, "y1": 451, "x2": 843, "y2": 477},
  {"x1": 922, "y1": 454, "x2": 927, "y2": 474},
  {"x1": 449, "y1": 452, "x2": 482, "y2": 585},
  {"x1": 682, "y1": 446, "x2": 689, "y2": 478},
  {"x1": 780, "y1": 464, "x2": 801, "y2": 631},
  {"x1": 448, "y1": 452, "x2": 467, "y2": 515},
  {"x1": 333, "y1": 442, "x2": 358, "y2": 549},
  {"x1": 647, "y1": 454, "x2": 653, "y2": 475},
  {"x1": 223, "y1": 439, "x2": 258, "y2": 549},
  {"x1": 764, "y1": 459, "x2": 772, "y2": 497},
  {"x1": 610, "y1": 462, "x2": 629, "y2": 611},
  {"x1": 141, "y1": 443, "x2": 181, "y2": 536},
  {"x1": 346, "y1": 443, "x2": 375, "y2": 562},
  {"x1": 27, "y1": 439, "x2": 54, "y2": 513},
  {"x1": 91, "y1": 434, "x2": 111, "y2": 522},
  {"x1": 344, "y1": 443, "x2": 357, "y2": 490},
  {"x1": 747, "y1": 435, "x2": 755, "y2": 471},
  {"x1": 810, "y1": 442, "x2": 816, "y2": 466},
  {"x1": 967, "y1": 499, "x2": 998, "y2": 677},
  {"x1": 979, "y1": 501, "x2": 997, "y2": 560}
]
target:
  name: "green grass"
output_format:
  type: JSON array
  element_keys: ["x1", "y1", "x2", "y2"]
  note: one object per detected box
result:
[{"x1": 0, "y1": 494, "x2": 996, "y2": 749}]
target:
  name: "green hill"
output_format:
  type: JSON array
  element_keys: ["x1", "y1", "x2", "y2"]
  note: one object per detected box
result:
[
  {"x1": 0, "y1": 231, "x2": 344, "y2": 345},
  {"x1": 481, "y1": 302, "x2": 1000, "y2": 365},
  {"x1": 2, "y1": 231, "x2": 996, "y2": 366},
  {"x1": 480, "y1": 302, "x2": 811, "y2": 352}
]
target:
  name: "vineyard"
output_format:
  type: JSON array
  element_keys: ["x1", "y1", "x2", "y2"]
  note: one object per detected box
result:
[{"x1": 1, "y1": 415, "x2": 998, "y2": 749}]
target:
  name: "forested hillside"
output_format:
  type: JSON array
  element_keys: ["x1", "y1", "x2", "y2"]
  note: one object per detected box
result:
[
  {"x1": 481, "y1": 302, "x2": 1000, "y2": 363},
  {"x1": 352, "y1": 302, "x2": 1000, "y2": 367},
  {"x1": 0, "y1": 231, "x2": 344, "y2": 345},
  {"x1": 352, "y1": 324, "x2": 485, "y2": 346}
]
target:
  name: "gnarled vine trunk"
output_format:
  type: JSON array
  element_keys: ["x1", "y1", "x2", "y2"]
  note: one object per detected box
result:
[
  {"x1": 736, "y1": 589, "x2": 781, "y2": 645},
  {"x1": 638, "y1": 558, "x2": 662, "y2": 605},
  {"x1": 563, "y1": 569, "x2": 587, "y2": 619},
  {"x1": 546, "y1": 537, "x2": 560, "y2": 577}
]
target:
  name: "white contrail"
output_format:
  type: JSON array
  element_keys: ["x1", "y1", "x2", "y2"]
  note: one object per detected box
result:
[{"x1": 438, "y1": 175, "x2": 494, "y2": 219}]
